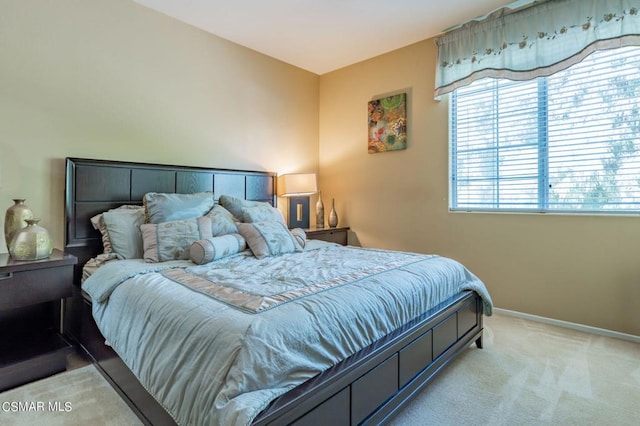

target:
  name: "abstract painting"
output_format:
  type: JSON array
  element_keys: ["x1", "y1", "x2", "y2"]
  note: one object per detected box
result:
[{"x1": 368, "y1": 93, "x2": 407, "y2": 153}]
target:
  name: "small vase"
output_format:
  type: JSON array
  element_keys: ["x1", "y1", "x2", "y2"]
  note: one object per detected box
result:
[
  {"x1": 316, "y1": 191, "x2": 325, "y2": 228},
  {"x1": 328, "y1": 198, "x2": 338, "y2": 228},
  {"x1": 9, "y1": 219, "x2": 53, "y2": 261},
  {"x1": 4, "y1": 199, "x2": 34, "y2": 251}
]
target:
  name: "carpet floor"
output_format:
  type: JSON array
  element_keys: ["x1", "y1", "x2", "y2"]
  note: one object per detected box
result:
[
  {"x1": 1, "y1": 313, "x2": 638, "y2": 425},
  {"x1": 0, "y1": 364, "x2": 142, "y2": 426},
  {"x1": 389, "y1": 313, "x2": 640, "y2": 426}
]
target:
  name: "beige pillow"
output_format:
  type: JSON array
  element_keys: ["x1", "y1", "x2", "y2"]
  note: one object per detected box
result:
[
  {"x1": 237, "y1": 221, "x2": 303, "y2": 259},
  {"x1": 189, "y1": 234, "x2": 246, "y2": 265},
  {"x1": 141, "y1": 216, "x2": 213, "y2": 263},
  {"x1": 289, "y1": 228, "x2": 307, "y2": 248}
]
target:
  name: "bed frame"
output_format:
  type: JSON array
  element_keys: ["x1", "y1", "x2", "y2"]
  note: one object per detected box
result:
[{"x1": 63, "y1": 157, "x2": 484, "y2": 425}]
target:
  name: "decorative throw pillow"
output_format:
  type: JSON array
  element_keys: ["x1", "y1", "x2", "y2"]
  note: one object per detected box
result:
[
  {"x1": 141, "y1": 216, "x2": 213, "y2": 263},
  {"x1": 289, "y1": 228, "x2": 307, "y2": 248},
  {"x1": 241, "y1": 204, "x2": 285, "y2": 225},
  {"x1": 143, "y1": 192, "x2": 215, "y2": 224},
  {"x1": 189, "y1": 233, "x2": 247, "y2": 265},
  {"x1": 101, "y1": 208, "x2": 146, "y2": 259},
  {"x1": 90, "y1": 205, "x2": 144, "y2": 256},
  {"x1": 237, "y1": 221, "x2": 303, "y2": 259},
  {"x1": 205, "y1": 204, "x2": 240, "y2": 236},
  {"x1": 218, "y1": 195, "x2": 271, "y2": 222}
]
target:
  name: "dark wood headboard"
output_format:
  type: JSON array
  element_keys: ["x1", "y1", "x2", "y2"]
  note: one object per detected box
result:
[{"x1": 64, "y1": 157, "x2": 276, "y2": 284}]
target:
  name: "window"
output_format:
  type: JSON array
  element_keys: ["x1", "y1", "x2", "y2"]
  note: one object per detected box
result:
[{"x1": 450, "y1": 46, "x2": 640, "y2": 214}]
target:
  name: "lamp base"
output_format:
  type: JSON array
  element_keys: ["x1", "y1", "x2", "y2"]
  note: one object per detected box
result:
[{"x1": 288, "y1": 196, "x2": 310, "y2": 229}]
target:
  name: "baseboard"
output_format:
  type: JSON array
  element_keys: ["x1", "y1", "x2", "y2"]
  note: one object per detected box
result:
[{"x1": 493, "y1": 308, "x2": 640, "y2": 344}]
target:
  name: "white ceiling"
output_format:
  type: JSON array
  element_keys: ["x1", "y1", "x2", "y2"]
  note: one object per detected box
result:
[{"x1": 133, "y1": 0, "x2": 521, "y2": 75}]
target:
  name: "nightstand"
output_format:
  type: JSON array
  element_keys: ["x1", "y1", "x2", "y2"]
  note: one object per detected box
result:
[
  {"x1": 0, "y1": 249, "x2": 77, "y2": 391},
  {"x1": 305, "y1": 226, "x2": 350, "y2": 246}
]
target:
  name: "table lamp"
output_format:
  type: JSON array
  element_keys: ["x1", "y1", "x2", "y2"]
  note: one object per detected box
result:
[{"x1": 279, "y1": 173, "x2": 317, "y2": 228}]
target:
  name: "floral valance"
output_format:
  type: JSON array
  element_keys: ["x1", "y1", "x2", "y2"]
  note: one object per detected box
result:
[{"x1": 435, "y1": 0, "x2": 640, "y2": 97}]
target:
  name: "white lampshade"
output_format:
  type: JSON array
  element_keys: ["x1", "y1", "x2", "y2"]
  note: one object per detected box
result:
[{"x1": 279, "y1": 173, "x2": 317, "y2": 196}]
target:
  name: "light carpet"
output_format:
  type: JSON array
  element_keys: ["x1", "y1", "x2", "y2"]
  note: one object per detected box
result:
[
  {"x1": 1, "y1": 314, "x2": 638, "y2": 425},
  {"x1": 0, "y1": 364, "x2": 142, "y2": 426},
  {"x1": 390, "y1": 313, "x2": 640, "y2": 425}
]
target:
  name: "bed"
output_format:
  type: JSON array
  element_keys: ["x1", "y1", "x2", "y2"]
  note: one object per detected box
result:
[{"x1": 63, "y1": 157, "x2": 492, "y2": 425}]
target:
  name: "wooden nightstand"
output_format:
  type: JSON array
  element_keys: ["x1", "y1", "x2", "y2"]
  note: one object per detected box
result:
[
  {"x1": 305, "y1": 226, "x2": 350, "y2": 246},
  {"x1": 0, "y1": 249, "x2": 77, "y2": 391}
]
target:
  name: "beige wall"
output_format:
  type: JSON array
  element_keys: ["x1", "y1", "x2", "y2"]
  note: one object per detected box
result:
[
  {"x1": 318, "y1": 40, "x2": 640, "y2": 336},
  {"x1": 0, "y1": 0, "x2": 319, "y2": 251},
  {"x1": 2, "y1": 1, "x2": 637, "y2": 336}
]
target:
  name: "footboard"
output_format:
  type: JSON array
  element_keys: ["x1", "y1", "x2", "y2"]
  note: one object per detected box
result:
[
  {"x1": 66, "y1": 289, "x2": 483, "y2": 426},
  {"x1": 254, "y1": 290, "x2": 483, "y2": 425}
]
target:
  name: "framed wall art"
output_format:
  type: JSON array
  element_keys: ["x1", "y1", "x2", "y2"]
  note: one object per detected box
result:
[{"x1": 367, "y1": 93, "x2": 407, "y2": 153}]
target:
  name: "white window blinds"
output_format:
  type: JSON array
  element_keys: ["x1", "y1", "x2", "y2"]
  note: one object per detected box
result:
[{"x1": 450, "y1": 46, "x2": 640, "y2": 213}]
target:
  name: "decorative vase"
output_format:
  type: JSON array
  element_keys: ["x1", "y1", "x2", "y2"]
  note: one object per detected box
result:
[
  {"x1": 4, "y1": 199, "x2": 34, "y2": 251},
  {"x1": 328, "y1": 198, "x2": 338, "y2": 228},
  {"x1": 9, "y1": 219, "x2": 53, "y2": 261},
  {"x1": 316, "y1": 191, "x2": 325, "y2": 228}
]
